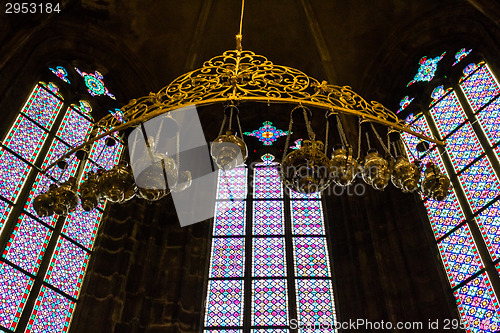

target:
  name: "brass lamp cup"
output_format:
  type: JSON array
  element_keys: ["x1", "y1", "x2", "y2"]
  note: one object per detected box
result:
[
  {"x1": 51, "y1": 177, "x2": 79, "y2": 216},
  {"x1": 211, "y1": 130, "x2": 248, "y2": 170},
  {"x1": 33, "y1": 183, "x2": 59, "y2": 217},
  {"x1": 79, "y1": 172, "x2": 102, "y2": 211},
  {"x1": 98, "y1": 162, "x2": 137, "y2": 204},
  {"x1": 330, "y1": 146, "x2": 358, "y2": 187},
  {"x1": 391, "y1": 156, "x2": 420, "y2": 193},
  {"x1": 134, "y1": 155, "x2": 178, "y2": 201},
  {"x1": 281, "y1": 139, "x2": 332, "y2": 194},
  {"x1": 421, "y1": 162, "x2": 450, "y2": 201},
  {"x1": 362, "y1": 149, "x2": 391, "y2": 191}
]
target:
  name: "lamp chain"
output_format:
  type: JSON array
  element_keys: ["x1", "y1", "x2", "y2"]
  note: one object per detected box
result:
[
  {"x1": 303, "y1": 107, "x2": 315, "y2": 140},
  {"x1": 357, "y1": 120, "x2": 362, "y2": 160},
  {"x1": 370, "y1": 122, "x2": 391, "y2": 155},
  {"x1": 324, "y1": 113, "x2": 329, "y2": 155},
  {"x1": 218, "y1": 114, "x2": 227, "y2": 136},
  {"x1": 236, "y1": 113, "x2": 245, "y2": 140},
  {"x1": 282, "y1": 114, "x2": 294, "y2": 164},
  {"x1": 336, "y1": 114, "x2": 348, "y2": 148}
]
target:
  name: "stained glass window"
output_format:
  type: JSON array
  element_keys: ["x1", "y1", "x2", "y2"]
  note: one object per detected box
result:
[
  {"x1": 0, "y1": 67, "x2": 122, "y2": 332},
  {"x1": 407, "y1": 52, "x2": 446, "y2": 86},
  {"x1": 204, "y1": 155, "x2": 336, "y2": 331},
  {"x1": 243, "y1": 121, "x2": 289, "y2": 146},
  {"x1": 75, "y1": 68, "x2": 115, "y2": 99},
  {"x1": 400, "y1": 52, "x2": 500, "y2": 332}
]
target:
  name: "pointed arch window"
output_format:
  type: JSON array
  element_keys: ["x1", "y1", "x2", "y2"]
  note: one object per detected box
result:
[
  {"x1": 203, "y1": 154, "x2": 337, "y2": 332},
  {"x1": 399, "y1": 49, "x2": 500, "y2": 332},
  {"x1": 0, "y1": 65, "x2": 123, "y2": 332}
]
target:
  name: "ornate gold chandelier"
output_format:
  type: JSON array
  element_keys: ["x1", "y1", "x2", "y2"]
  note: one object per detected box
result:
[{"x1": 33, "y1": 1, "x2": 450, "y2": 218}]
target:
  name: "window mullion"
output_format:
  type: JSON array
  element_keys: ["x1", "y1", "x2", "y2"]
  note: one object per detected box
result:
[
  {"x1": 243, "y1": 167, "x2": 253, "y2": 333},
  {"x1": 283, "y1": 190, "x2": 298, "y2": 333}
]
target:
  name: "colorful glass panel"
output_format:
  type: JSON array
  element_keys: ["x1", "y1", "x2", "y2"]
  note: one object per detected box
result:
[
  {"x1": 75, "y1": 68, "x2": 115, "y2": 99},
  {"x1": 251, "y1": 279, "x2": 288, "y2": 326},
  {"x1": 0, "y1": 148, "x2": 31, "y2": 202},
  {"x1": 407, "y1": 52, "x2": 446, "y2": 87},
  {"x1": 437, "y1": 224, "x2": 483, "y2": 288},
  {"x1": 295, "y1": 279, "x2": 336, "y2": 328},
  {"x1": 458, "y1": 157, "x2": 500, "y2": 212},
  {"x1": 289, "y1": 189, "x2": 321, "y2": 199},
  {"x1": 2, "y1": 214, "x2": 52, "y2": 275},
  {"x1": 401, "y1": 115, "x2": 433, "y2": 162},
  {"x1": 397, "y1": 95, "x2": 414, "y2": 113},
  {"x1": 452, "y1": 48, "x2": 472, "y2": 66},
  {"x1": 24, "y1": 173, "x2": 58, "y2": 228},
  {"x1": 445, "y1": 122, "x2": 484, "y2": 172},
  {"x1": 253, "y1": 201, "x2": 285, "y2": 235},
  {"x1": 460, "y1": 63, "x2": 500, "y2": 112},
  {"x1": 4, "y1": 115, "x2": 48, "y2": 163},
  {"x1": 204, "y1": 280, "x2": 244, "y2": 327},
  {"x1": 476, "y1": 98, "x2": 500, "y2": 149},
  {"x1": 429, "y1": 91, "x2": 468, "y2": 138},
  {"x1": 293, "y1": 237, "x2": 331, "y2": 277},
  {"x1": 0, "y1": 262, "x2": 34, "y2": 330},
  {"x1": 253, "y1": 167, "x2": 283, "y2": 199},
  {"x1": 454, "y1": 272, "x2": 500, "y2": 333},
  {"x1": 49, "y1": 66, "x2": 70, "y2": 83},
  {"x1": 21, "y1": 84, "x2": 63, "y2": 130},
  {"x1": 213, "y1": 200, "x2": 246, "y2": 236},
  {"x1": 244, "y1": 121, "x2": 289, "y2": 146},
  {"x1": 252, "y1": 237, "x2": 286, "y2": 277},
  {"x1": 290, "y1": 201, "x2": 325, "y2": 235},
  {"x1": 0, "y1": 200, "x2": 12, "y2": 235},
  {"x1": 42, "y1": 139, "x2": 79, "y2": 181},
  {"x1": 251, "y1": 330, "x2": 288, "y2": 333},
  {"x1": 62, "y1": 206, "x2": 103, "y2": 250},
  {"x1": 216, "y1": 168, "x2": 247, "y2": 200},
  {"x1": 209, "y1": 238, "x2": 245, "y2": 278},
  {"x1": 88, "y1": 132, "x2": 123, "y2": 170},
  {"x1": 44, "y1": 237, "x2": 90, "y2": 298},
  {"x1": 56, "y1": 107, "x2": 93, "y2": 147},
  {"x1": 424, "y1": 189, "x2": 466, "y2": 240},
  {"x1": 475, "y1": 200, "x2": 500, "y2": 261},
  {"x1": 25, "y1": 286, "x2": 75, "y2": 333}
]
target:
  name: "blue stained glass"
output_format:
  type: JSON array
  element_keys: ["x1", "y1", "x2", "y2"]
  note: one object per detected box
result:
[
  {"x1": 295, "y1": 279, "x2": 336, "y2": 329},
  {"x1": 56, "y1": 107, "x2": 93, "y2": 147},
  {"x1": 25, "y1": 286, "x2": 75, "y2": 333},
  {"x1": 204, "y1": 280, "x2": 244, "y2": 327},
  {"x1": 213, "y1": 200, "x2": 246, "y2": 236},
  {"x1": 216, "y1": 168, "x2": 247, "y2": 200},
  {"x1": 0, "y1": 200, "x2": 12, "y2": 235},
  {"x1": 445, "y1": 122, "x2": 484, "y2": 172},
  {"x1": 454, "y1": 272, "x2": 500, "y2": 333},
  {"x1": 21, "y1": 84, "x2": 63, "y2": 130},
  {"x1": 44, "y1": 236, "x2": 90, "y2": 298},
  {"x1": 293, "y1": 237, "x2": 331, "y2": 277},
  {"x1": 253, "y1": 201, "x2": 285, "y2": 235},
  {"x1": 243, "y1": 121, "x2": 289, "y2": 146},
  {"x1": 62, "y1": 206, "x2": 103, "y2": 250},
  {"x1": 251, "y1": 279, "x2": 288, "y2": 326},
  {"x1": 2, "y1": 214, "x2": 52, "y2": 275},
  {"x1": 253, "y1": 167, "x2": 282, "y2": 199},
  {"x1": 460, "y1": 63, "x2": 500, "y2": 112},
  {"x1": 24, "y1": 173, "x2": 58, "y2": 227},
  {"x1": 0, "y1": 148, "x2": 31, "y2": 203},
  {"x1": 0, "y1": 262, "x2": 34, "y2": 330},
  {"x1": 291, "y1": 200, "x2": 325, "y2": 235},
  {"x1": 429, "y1": 90, "x2": 468, "y2": 138},
  {"x1": 251, "y1": 330, "x2": 288, "y2": 333},
  {"x1": 75, "y1": 68, "x2": 115, "y2": 99},
  {"x1": 424, "y1": 189, "x2": 466, "y2": 240},
  {"x1": 437, "y1": 224, "x2": 484, "y2": 288},
  {"x1": 209, "y1": 238, "x2": 245, "y2": 278},
  {"x1": 458, "y1": 157, "x2": 500, "y2": 212},
  {"x1": 476, "y1": 98, "x2": 500, "y2": 149},
  {"x1": 475, "y1": 200, "x2": 500, "y2": 261},
  {"x1": 4, "y1": 115, "x2": 48, "y2": 163},
  {"x1": 407, "y1": 52, "x2": 446, "y2": 87},
  {"x1": 252, "y1": 237, "x2": 286, "y2": 277}
]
